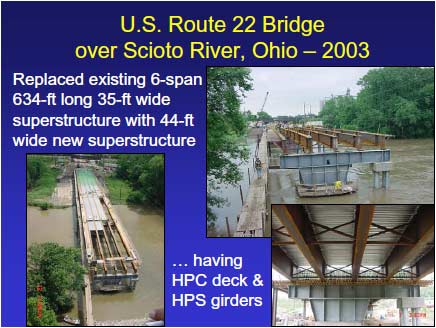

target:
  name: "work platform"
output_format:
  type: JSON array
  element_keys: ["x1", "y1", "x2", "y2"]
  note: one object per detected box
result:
[
  {"x1": 234, "y1": 130, "x2": 268, "y2": 237},
  {"x1": 269, "y1": 125, "x2": 393, "y2": 196},
  {"x1": 74, "y1": 169, "x2": 140, "y2": 292}
]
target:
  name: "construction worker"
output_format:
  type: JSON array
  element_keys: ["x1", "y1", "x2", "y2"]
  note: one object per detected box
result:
[{"x1": 255, "y1": 157, "x2": 262, "y2": 179}]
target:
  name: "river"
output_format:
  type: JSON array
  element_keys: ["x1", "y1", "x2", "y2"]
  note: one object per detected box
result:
[
  {"x1": 269, "y1": 138, "x2": 434, "y2": 204},
  {"x1": 209, "y1": 138, "x2": 434, "y2": 236},
  {"x1": 27, "y1": 204, "x2": 164, "y2": 321},
  {"x1": 208, "y1": 136, "x2": 258, "y2": 237}
]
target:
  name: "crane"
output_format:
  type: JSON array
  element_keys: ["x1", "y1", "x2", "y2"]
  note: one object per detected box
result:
[{"x1": 260, "y1": 91, "x2": 269, "y2": 112}]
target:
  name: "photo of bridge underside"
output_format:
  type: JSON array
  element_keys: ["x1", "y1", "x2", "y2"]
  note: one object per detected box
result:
[
  {"x1": 269, "y1": 125, "x2": 393, "y2": 197},
  {"x1": 74, "y1": 168, "x2": 140, "y2": 292},
  {"x1": 272, "y1": 204, "x2": 434, "y2": 326}
]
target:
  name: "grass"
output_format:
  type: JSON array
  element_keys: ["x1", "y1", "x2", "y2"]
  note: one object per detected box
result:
[
  {"x1": 105, "y1": 175, "x2": 132, "y2": 205},
  {"x1": 27, "y1": 159, "x2": 60, "y2": 209}
]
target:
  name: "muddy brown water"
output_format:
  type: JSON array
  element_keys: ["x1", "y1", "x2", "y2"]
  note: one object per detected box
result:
[
  {"x1": 209, "y1": 138, "x2": 434, "y2": 236},
  {"x1": 269, "y1": 138, "x2": 434, "y2": 204},
  {"x1": 27, "y1": 205, "x2": 164, "y2": 321}
]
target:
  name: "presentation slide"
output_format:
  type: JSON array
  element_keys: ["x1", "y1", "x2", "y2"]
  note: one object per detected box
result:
[{"x1": 1, "y1": 1, "x2": 435, "y2": 327}]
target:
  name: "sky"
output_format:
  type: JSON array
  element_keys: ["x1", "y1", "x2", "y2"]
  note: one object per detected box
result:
[{"x1": 242, "y1": 67, "x2": 375, "y2": 117}]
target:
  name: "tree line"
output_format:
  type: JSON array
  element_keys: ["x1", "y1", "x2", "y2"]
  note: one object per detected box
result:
[
  {"x1": 115, "y1": 154, "x2": 164, "y2": 208},
  {"x1": 244, "y1": 110, "x2": 273, "y2": 122},
  {"x1": 207, "y1": 67, "x2": 252, "y2": 224},
  {"x1": 319, "y1": 67, "x2": 434, "y2": 138}
]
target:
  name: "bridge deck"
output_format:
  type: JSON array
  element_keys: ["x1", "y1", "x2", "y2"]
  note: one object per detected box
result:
[
  {"x1": 74, "y1": 175, "x2": 94, "y2": 326},
  {"x1": 74, "y1": 168, "x2": 140, "y2": 292},
  {"x1": 267, "y1": 128, "x2": 285, "y2": 142}
]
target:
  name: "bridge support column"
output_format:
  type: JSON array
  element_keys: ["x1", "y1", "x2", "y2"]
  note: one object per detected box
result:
[
  {"x1": 412, "y1": 308, "x2": 421, "y2": 326},
  {"x1": 281, "y1": 140, "x2": 288, "y2": 155},
  {"x1": 371, "y1": 162, "x2": 392, "y2": 189},
  {"x1": 272, "y1": 288, "x2": 278, "y2": 326},
  {"x1": 367, "y1": 304, "x2": 374, "y2": 319},
  {"x1": 397, "y1": 297, "x2": 425, "y2": 327},
  {"x1": 399, "y1": 307, "x2": 409, "y2": 326},
  {"x1": 411, "y1": 308, "x2": 417, "y2": 326}
]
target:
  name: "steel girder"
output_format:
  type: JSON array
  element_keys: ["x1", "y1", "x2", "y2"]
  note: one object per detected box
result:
[{"x1": 280, "y1": 150, "x2": 391, "y2": 185}]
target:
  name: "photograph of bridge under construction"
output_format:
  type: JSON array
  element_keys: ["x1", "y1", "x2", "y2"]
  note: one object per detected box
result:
[
  {"x1": 206, "y1": 67, "x2": 434, "y2": 238},
  {"x1": 26, "y1": 154, "x2": 164, "y2": 326},
  {"x1": 272, "y1": 204, "x2": 434, "y2": 326}
]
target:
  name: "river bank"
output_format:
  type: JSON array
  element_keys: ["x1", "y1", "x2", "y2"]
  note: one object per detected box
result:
[{"x1": 208, "y1": 133, "x2": 259, "y2": 237}]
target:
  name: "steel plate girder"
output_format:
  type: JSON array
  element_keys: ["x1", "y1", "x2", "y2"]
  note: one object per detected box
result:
[
  {"x1": 272, "y1": 246, "x2": 295, "y2": 280},
  {"x1": 308, "y1": 126, "x2": 392, "y2": 149},
  {"x1": 386, "y1": 205, "x2": 435, "y2": 279},
  {"x1": 297, "y1": 127, "x2": 339, "y2": 151},
  {"x1": 352, "y1": 205, "x2": 375, "y2": 281},
  {"x1": 336, "y1": 128, "x2": 392, "y2": 148},
  {"x1": 289, "y1": 284, "x2": 420, "y2": 300},
  {"x1": 279, "y1": 128, "x2": 313, "y2": 153},
  {"x1": 416, "y1": 249, "x2": 435, "y2": 279},
  {"x1": 299, "y1": 165, "x2": 350, "y2": 184},
  {"x1": 280, "y1": 150, "x2": 391, "y2": 169},
  {"x1": 273, "y1": 205, "x2": 325, "y2": 279},
  {"x1": 336, "y1": 132, "x2": 362, "y2": 149}
]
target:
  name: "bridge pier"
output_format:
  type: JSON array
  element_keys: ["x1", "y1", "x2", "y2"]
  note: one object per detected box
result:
[
  {"x1": 397, "y1": 297, "x2": 426, "y2": 326},
  {"x1": 274, "y1": 125, "x2": 395, "y2": 194},
  {"x1": 278, "y1": 150, "x2": 392, "y2": 195},
  {"x1": 371, "y1": 162, "x2": 392, "y2": 188},
  {"x1": 288, "y1": 285, "x2": 423, "y2": 324},
  {"x1": 272, "y1": 287, "x2": 278, "y2": 326}
]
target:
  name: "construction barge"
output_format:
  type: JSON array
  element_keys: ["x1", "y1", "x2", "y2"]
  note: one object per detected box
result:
[{"x1": 74, "y1": 168, "x2": 140, "y2": 292}]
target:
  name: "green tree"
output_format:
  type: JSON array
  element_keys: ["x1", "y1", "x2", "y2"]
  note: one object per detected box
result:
[
  {"x1": 115, "y1": 154, "x2": 164, "y2": 207},
  {"x1": 243, "y1": 110, "x2": 257, "y2": 121},
  {"x1": 320, "y1": 95, "x2": 358, "y2": 129},
  {"x1": 27, "y1": 157, "x2": 47, "y2": 189},
  {"x1": 207, "y1": 67, "x2": 253, "y2": 223},
  {"x1": 256, "y1": 110, "x2": 272, "y2": 121},
  {"x1": 137, "y1": 155, "x2": 164, "y2": 207},
  {"x1": 27, "y1": 296, "x2": 58, "y2": 326},
  {"x1": 319, "y1": 67, "x2": 434, "y2": 138},
  {"x1": 27, "y1": 243, "x2": 85, "y2": 314}
]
